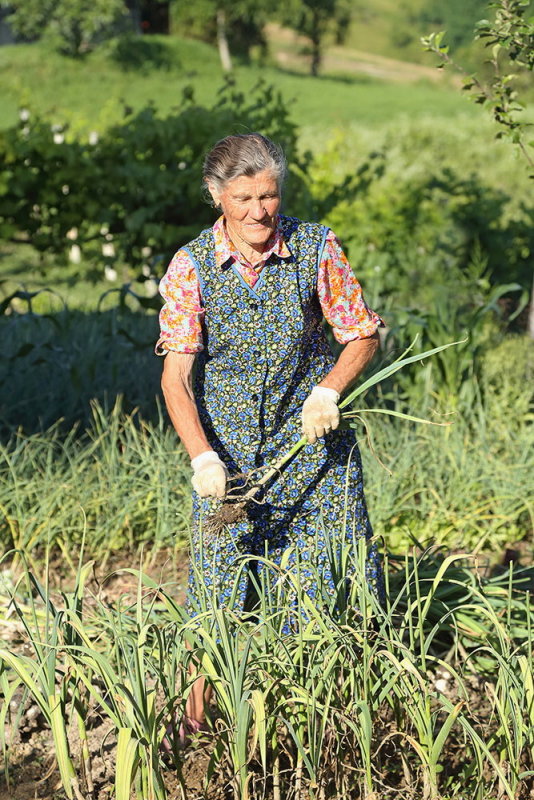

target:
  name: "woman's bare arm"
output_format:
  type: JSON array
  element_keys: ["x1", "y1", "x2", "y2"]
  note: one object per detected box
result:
[
  {"x1": 161, "y1": 351, "x2": 212, "y2": 459},
  {"x1": 318, "y1": 332, "x2": 380, "y2": 395}
]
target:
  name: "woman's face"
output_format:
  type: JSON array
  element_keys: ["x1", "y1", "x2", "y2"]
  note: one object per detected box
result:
[{"x1": 208, "y1": 169, "x2": 281, "y2": 251}]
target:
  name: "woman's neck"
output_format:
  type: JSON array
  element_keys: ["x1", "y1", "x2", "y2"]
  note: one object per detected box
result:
[{"x1": 225, "y1": 221, "x2": 271, "y2": 266}]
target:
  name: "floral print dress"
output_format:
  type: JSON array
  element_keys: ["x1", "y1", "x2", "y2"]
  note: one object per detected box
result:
[{"x1": 157, "y1": 215, "x2": 383, "y2": 624}]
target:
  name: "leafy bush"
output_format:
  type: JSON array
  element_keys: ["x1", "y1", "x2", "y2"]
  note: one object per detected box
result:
[
  {"x1": 4, "y1": 0, "x2": 130, "y2": 56},
  {"x1": 3, "y1": 81, "x2": 532, "y2": 308},
  {"x1": 320, "y1": 158, "x2": 534, "y2": 295},
  {"x1": 417, "y1": 0, "x2": 490, "y2": 52},
  {"x1": 0, "y1": 81, "x2": 299, "y2": 272}
]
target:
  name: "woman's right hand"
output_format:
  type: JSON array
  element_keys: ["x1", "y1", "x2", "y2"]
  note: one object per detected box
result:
[{"x1": 191, "y1": 450, "x2": 228, "y2": 499}]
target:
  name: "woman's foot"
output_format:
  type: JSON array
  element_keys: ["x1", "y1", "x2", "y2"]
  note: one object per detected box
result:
[
  {"x1": 160, "y1": 716, "x2": 210, "y2": 755},
  {"x1": 178, "y1": 717, "x2": 210, "y2": 748}
]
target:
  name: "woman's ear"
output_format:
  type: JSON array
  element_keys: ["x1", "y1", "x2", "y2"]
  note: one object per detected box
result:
[{"x1": 206, "y1": 180, "x2": 220, "y2": 208}]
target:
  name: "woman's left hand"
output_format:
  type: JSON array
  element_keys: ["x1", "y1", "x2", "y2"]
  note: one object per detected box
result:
[
  {"x1": 191, "y1": 450, "x2": 229, "y2": 498},
  {"x1": 301, "y1": 386, "x2": 340, "y2": 444}
]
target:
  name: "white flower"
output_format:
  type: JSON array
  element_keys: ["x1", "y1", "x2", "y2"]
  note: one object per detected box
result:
[
  {"x1": 62, "y1": 185, "x2": 69, "y2": 195},
  {"x1": 22, "y1": 126, "x2": 30, "y2": 137},
  {"x1": 142, "y1": 264, "x2": 151, "y2": 277},
  {"x1": 19, "y1": 108, "x2": 30, "y2": 122},
  {"x1": 53, "y1": 133, "x2": 64, "y2": 145},
  {"x1": 102, "y1": 242, "x2": 115, "y2": 258},
  {"x1": 69, "y1": 244, "x2": 81, "y2": 264},
  {"x1": 105, "y1": 265, "x2": 117, "y2": 281},
  {"x1": 66, "y1": 227, "x2": 78, "y2": 241},
  {"x1": 178, "y1": 161, "x2": 186, "y2": 170},
  {"x1": 88, "y1": 131, "x2": 99, "y2": 145},
  {"x1": 141, "y1": 246, "x2": 152, "y2": 258},
  {"x1": 144, "y1": 279, "x2": 159, "y2": 298}
]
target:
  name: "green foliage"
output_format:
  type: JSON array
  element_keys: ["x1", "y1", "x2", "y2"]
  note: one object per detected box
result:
[
  {"x1": 107, "y1": 33, "x2": 176, "y2": 72},
  {"x1": 423, "y1": 0, "x2": 534, "y2": 173},
  {"x1": 2, "y1": 538, "x2": 534, "y2": 797},
  {"x1": 277, "y1": 0, "x2": 354, "y2": 75},
  {"x1": 382, "y1": 268, "x2": 528, "y2": 403},
  {"x1": 3, "y1": 0, "x2": 131, "y2": 56},
  {"x1": 418, "y1": 0, "x2": 490, "y2": 50},
  {"x1": 361, "y1": 377, "x2": 534, "y2": 552},
  {"x1": 0, "y1": 302, "x2": 161, "y2": 434},
  {"x1": 0, "y1": 286, "x2": 532, "y2": 556},
  {"x1": 0, "y1": 81, "x2": 298, "y2": 271},
  {"x1": 0, "y1": 401, "x2": 191, "y2": 556},
  {"x1": 310, "y1": 142, "x2": 534, "y2": 296},
  {"x1": 170, "y1": 0, "x2": 269, "y2": 60},
  {"x1": 476, "y1": 0, "x2": 534, "y2": 68}
]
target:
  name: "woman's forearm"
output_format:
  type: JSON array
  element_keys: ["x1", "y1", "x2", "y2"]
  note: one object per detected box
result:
[
  {"x1": 318, "y1": 332, "x2": 380, "y2": 395},
  {"x1": 161, "y1": 351, "x2": 212, "y2": 460}
]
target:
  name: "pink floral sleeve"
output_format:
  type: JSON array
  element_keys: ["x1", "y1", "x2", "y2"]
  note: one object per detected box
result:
[
  {"x1": 318, "y1": 231, "x2": 384, "y2": 343},
  {"x1": 155, "y1": 250, "x2": 204, "y2": 355}
]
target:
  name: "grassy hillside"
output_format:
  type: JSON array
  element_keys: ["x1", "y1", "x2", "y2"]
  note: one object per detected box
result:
[
  {"x1": 0, "y1": 34, "x2": 474, "y2": 141},
  {"x1": 340, "y1": 0, "x2": 429, "y2": 62},
  {"x1": 339, "y1": 0, "x2": 534, "y2": 64}
]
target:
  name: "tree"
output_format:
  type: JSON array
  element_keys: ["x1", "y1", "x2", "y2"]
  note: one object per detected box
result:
[
  {"x1": 170, "y1": 0, "x2": 268, "y2": 72},
  {"x1": 3, "y1": 0, "x2": 131, "y2": 56},
  {"x1": 423, "y1": 0, "x2": 534, "y2": 170},
  {"x1": 417, "y1": 0, "x2": 490, "y2": 52},
  {"x1": 278, "y1": 0, "x2": 353, "y2": 76},
  {"x1": 423, "y1": 0, "x2": 534, "y2": 335}
]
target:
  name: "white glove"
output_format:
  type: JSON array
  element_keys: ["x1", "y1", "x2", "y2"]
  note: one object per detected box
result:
[
  {"x1": 191, "y1": 450, "x2": 228, "y2": 499},
  {"x1": 301, "y1": 386, "x2": 340, "y2": 444}
]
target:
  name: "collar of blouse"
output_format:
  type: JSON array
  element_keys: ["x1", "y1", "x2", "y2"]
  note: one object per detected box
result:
[{"x1": 213, "y1": 215, "x2": 292, "y2": 270}]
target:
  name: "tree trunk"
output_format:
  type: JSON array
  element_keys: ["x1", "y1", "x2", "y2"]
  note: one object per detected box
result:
[
  {"x1": 310, "y1": 9, "x2": 321, "y2": 76},
  {"x1": 216, "y1": 8, "x2": 233, "y2": 73},
  {"x1": 128, "y1": 0, "x2": 142, "y2": 35}
]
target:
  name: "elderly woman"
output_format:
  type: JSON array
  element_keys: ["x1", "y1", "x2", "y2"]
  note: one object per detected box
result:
[{"x1": 156, "y1": 133, "x2": 383, "y2": 744}]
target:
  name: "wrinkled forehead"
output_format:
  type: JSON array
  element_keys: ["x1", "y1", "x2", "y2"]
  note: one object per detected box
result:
[{"x1": 221, "y1": 170, "x2": 280, "y2": 197}]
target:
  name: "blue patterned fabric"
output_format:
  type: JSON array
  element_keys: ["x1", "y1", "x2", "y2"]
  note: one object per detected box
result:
[{"x1": 185, "y1": 215, "x2": 382, "y2": 623}]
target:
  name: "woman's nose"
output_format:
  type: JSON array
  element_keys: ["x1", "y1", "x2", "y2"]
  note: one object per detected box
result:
[{"x1": 249, "y1": 199, "x2": 266, "y2": 219}]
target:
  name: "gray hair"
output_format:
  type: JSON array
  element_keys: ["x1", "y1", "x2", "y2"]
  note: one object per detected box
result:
[{"x1": 202, "y1": 133, "x2": 286, "y2": 203}]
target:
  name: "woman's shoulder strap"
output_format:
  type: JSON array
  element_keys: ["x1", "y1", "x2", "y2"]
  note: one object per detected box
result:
[
  {"x1": 279, "y1": 215, "x2": 328, "y2": 242},
  {"x1": 181, "y1": 226, "x2": 215, "y2": 299}
]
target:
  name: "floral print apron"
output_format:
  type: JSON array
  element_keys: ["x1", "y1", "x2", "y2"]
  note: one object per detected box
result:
[{"x1": 184, "y1": 215, "x2": 382, "y2": 623}]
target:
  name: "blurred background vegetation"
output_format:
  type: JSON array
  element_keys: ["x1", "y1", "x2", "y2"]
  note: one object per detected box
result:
[{"x1": 0, "y1": 0, "x2": 532, "y2": 562}]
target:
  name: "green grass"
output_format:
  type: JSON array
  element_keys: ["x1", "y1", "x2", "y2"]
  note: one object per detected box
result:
[
  {"x1": 0, "y1": 35, "x2": 475, "y2": 139},
  {"x1": 0, "y1": 351, "x2": 531, "y2": 561},
  {"x1": 336, "y1": 0, "x2": 429, "y2": 62}
]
